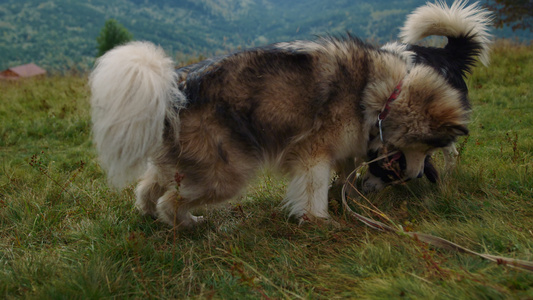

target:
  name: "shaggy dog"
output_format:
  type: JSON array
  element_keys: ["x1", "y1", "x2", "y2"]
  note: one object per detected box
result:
[{"x1": 90, "y1": 1, "x2": 491, "y2": 228}]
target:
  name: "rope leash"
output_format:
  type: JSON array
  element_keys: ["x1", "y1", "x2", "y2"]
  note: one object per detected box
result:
[{"x1": 341, "y1": 157, "x2": 533, "y2": 273}]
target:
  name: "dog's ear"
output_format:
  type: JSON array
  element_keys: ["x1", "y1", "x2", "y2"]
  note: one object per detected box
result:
[
  {"x1": 423, "y1": 123, "x2": 468, "y2": 148},
  {"x1": 444, "y1": 123, "x2": 469, "y2": 137}
]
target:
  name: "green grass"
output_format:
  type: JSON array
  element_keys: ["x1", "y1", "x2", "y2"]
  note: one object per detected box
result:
[{"x1": 1, "y1": 40, "x2": 532, "y2": 299}]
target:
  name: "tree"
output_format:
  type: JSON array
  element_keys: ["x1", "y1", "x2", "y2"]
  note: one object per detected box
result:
[
  {"x1": 96, "y1": 19, "x2": 133, "y2": 57},
  {"x1": 485, "y1": 0, "x2": 533, "y2": 32}
]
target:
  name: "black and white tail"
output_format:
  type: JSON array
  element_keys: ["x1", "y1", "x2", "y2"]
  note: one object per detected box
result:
[
  {"x1": 400, "y1": 0, "x2": 492, "y2": 69},
  {"x1": 89, "y1": 42, "x2": 183, "y2": 188}
]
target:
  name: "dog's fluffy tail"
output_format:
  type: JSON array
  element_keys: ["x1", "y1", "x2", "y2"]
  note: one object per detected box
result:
[
  {"x1": 400, "y1": 0, "x2": 492, "y2": 66},
  {"x1": 90, "y1": 41, "x2": 181, "y2": 188}
]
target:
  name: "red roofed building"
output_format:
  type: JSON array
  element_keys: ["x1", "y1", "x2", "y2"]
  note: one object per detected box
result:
[{"x1": 0, "y1": 63, "x2": 47, "y2": 79}]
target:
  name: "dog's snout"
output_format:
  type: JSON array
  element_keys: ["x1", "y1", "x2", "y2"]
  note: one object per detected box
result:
[{"x1": 402, "y1": 149, "x2": 426, "y2": 180}]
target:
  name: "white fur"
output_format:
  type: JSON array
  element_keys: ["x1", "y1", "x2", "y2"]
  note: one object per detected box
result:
[
  {"x1": 283, "y1": 160, "x2": 332, "y2": 219},
  {"x1": 274, "y1": 40, "x2": 323, "y2": 53},
  {"x1": 400, "y1": 0, "x2": 492, "y2": 66},
  {"x1": 381, "y1": 41, "x2": 417, "y2": 67},
  {"x1": 89, "y1": 42, "x2": 184, "y2": 188}
]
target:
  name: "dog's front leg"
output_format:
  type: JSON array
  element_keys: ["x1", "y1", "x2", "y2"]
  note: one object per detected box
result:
[
  {"x1": 284, "y1": 159, "x2": 332, "y2": 222},
  {"x1": 442, "y1": 143, "x2": 459, "y2": 172}
]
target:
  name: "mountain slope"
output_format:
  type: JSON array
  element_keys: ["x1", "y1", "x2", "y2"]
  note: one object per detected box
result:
[{"x1": 0, "y1": 0, "x2": 530, "y2": 71}]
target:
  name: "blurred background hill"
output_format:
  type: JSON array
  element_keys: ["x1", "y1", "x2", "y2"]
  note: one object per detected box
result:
[{"x1": 1, "y1": 0, "x2": 531, "y2": 71}]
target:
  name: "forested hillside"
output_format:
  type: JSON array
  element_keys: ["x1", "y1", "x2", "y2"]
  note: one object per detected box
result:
[{"x1": 0, "y1": 0, "x2": 531, "y2": 71}]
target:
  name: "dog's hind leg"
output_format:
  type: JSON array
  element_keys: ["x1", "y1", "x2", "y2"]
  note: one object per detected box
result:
[
  {"x1": 284, "y1": 159, "x2": 332, "y2": 222},
  {"x1": 155, "y1": 153, "x2": 257, "y2": 228},
  {"x1": 156, "y1": 189, "x2": 204, "y2": 228},
  {"x1": 135, "y1": 162, "x2": 174, "y2": 218}
]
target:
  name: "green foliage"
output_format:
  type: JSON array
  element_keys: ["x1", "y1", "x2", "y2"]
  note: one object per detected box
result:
[
  {"x1": 96, "y1": 19, "x2": 133, "y2": 57},
  {"x1": 486, "y1": 0, "x2": 533, "y2": 32},
  {"x1": 0, "y1": 42, "x2": 532, "y2": 299}
]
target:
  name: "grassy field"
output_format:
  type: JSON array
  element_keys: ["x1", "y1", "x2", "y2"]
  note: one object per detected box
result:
[{"x1": 1, "y1": 40, "x2": 532, "y2": 299}]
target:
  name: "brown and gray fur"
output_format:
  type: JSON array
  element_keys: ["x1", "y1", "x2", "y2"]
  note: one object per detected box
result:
[{"x1": 89, "y1": 1, "x2": 489, "y2": 228}]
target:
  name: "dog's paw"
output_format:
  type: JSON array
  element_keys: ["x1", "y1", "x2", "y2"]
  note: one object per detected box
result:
[
  {"x1": 135, "y1": 201, "x2": 158, "y2": 218},
  {"x1": 169, "y1": 214, "x2": 205, "y2": 229},
  {"x1": 298, "y1": 214, "x2": 340, "y2": 229},
  {"x1": 191, "y1": 215, "x2": 205, "y2": 224},
  {"x1": 361, "y1": 175, "x2": 386, "y2": 194}
]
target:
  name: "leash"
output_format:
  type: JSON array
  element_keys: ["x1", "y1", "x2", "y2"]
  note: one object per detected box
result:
[{"x1": 341, "y1": 157, "x2": 533, "y2": 273}]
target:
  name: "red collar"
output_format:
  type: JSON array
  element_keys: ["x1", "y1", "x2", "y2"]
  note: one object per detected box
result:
[
  {"x1": 378, "y1": 80, "x2": 403, "y2": 121},
  {"x1": 377, "y1": 80, "x2": 403, "y2": 142}
]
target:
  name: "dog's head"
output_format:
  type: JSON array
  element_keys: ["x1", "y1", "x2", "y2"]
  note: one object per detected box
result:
[
  {"x1": 363, "y1": 65, "x2": 469, "y2": 192},
  {"x1": 361, "y1": 1, "x2": 491, "y2": 193}
]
